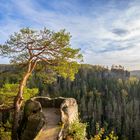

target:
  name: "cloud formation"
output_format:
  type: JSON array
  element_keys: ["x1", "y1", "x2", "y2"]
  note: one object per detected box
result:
[{"x1": 0, "y1": 0, "x2": 140, "y2": 70}]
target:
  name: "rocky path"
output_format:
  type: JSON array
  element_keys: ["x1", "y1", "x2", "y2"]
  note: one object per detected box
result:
[{"x1": 35, "y1": 108, "x2": 61, "y2": 140}]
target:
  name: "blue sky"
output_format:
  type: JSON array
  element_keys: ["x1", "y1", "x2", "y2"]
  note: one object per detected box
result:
[{"x1": 0, "y1": 0, "x2": 140, "y2": 70}]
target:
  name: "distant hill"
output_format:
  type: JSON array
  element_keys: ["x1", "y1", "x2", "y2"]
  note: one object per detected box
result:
[
  {"x1": 0, "y1": 64, "x2": 130, "y2": 79},
  {"x1": 130, "y1": 70, "x2": 140, "y2": 78},
  {"x1": 0, "y1": 64, "x2": 16, "y2": 73}
]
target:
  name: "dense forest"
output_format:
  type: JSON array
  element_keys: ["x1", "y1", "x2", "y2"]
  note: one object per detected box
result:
[{"x1": 0, "y1": 64, "x2": 140, "y2": 140}]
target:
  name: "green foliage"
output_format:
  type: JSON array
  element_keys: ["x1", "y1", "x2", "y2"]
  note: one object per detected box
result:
[
  {"x1": 0, "y1": 83, "x2": 38, "y2": 109},
  {"x1": 0, "y1": 64, "x2": 140, "y2": 140},
  {"x1": 104, "y1": 131, "x2": 118, "y2": 140},
  {"x1": 0, "y1": 121, "x2": 11, "y2": 140},
  {"x1": 68, "y1": 121, "x2": 87, "y2": 140},
  {"x1": 40, "y1": 64, "x2": 139, "y2": 140},
  {"x1": 0, "y1": 27, "x2": 82, "y2": 82},
  {"x1": 91, "y1": 123, "x2": 118, "y2": 140},
  {"x1": 54, "y1": 61, "x2": 80, "y2": 81},
  {"x1": 0, "y1": 83, "x2": 38, "y2": 98}
]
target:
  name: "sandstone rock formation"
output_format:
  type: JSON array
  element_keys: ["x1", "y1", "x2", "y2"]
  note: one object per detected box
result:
[
  {"x1": 18, "y1": 97, "x2": 79, "y2": 140},
  {"x1": 18, "y1": 100, "x2": 45, "y2": 140}
]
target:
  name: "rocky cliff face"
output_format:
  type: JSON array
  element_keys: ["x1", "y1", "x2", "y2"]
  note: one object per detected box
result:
[{"x1": 19, "y1": 97, "x2": 79, "y2": 140}]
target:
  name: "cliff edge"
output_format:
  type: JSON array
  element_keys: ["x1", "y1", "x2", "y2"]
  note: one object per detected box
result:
[{"x1": 18, "y1": 97, "x2": 78, "y2": 140}]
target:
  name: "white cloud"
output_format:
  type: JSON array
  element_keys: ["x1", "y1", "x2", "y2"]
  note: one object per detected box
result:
[{"x1": 0, "y1": 0, "x2": 140, "y2": 70}]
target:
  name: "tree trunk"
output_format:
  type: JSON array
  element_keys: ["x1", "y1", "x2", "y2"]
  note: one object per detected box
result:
[
  {"x1": 12, "y1": 72, "x2": 31, "y2": 140},
  {"x1": 12, "y1": 101, "x2": 22, "y2": 140},
  {"x1": 11, "y1": 61, "x2": 37, "y2": 140}
]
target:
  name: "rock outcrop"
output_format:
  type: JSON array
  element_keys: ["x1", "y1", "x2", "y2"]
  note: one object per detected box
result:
[
  {"x1": 60, "y1": 98, "x2": 78, "y2": 125},
  {"x1": 18, "y1": 100, "x2": 45, "y2": 140},
  {"x1": 18, "y1": 97, "x2": 78, "y2": 140}
]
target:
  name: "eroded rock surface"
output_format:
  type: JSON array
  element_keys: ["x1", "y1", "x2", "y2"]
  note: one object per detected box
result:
[
  {"x1": 19, "y1": 100, "x2": 45, "y2": 140},
  {"x1": 18, "y1": 97, "x2": 78, "y2": 140}
]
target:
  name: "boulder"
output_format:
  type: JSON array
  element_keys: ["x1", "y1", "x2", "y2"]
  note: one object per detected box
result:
[
  {"x1": 23, "y1": 100, "x2": 42, "y2": 117},
  {"x1": 60, "y1": 98, "x2": 78, "y2": 125},
  {"x1": 20, "y1": 112, "x2": 45, "y2": 140},
  {"x1": 19, "y1": 99, "x2": 45, "y2": 140}
]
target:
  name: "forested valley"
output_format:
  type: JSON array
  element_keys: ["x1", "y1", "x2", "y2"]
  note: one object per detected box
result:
[{"x1": 0, "y1": 64, "x2": 140, "y2": 140}]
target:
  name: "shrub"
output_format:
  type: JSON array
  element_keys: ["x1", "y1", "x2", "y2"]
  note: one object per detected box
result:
[
  {"x1": 0, "y1": 83, "x2": 38, "y2": 109},
  {"x1": 0, "y1": 121, "x2": 11, "y2": 140},
  {"x1": 91, "y1": 123, "x2": 118, "y2": 140},
  {"x1": 68, "y1": 121, "x2": 87, "y2": 140}
]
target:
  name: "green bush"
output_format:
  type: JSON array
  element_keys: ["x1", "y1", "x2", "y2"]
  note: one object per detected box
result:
[
  {"x1": 0, "y1": 83, "x2": 38, "y2": 109},
  {"x1": 68, "y1": 121, "x2": 87, "y2": 140},
  {"x1": 0, "y1": 122, "x2": 11, "y2": 140},
  {"x1": 91, "y1": 123, "x2": 118, "y2": 140},
  {"x1": 0, "y1": 96, "x2": 5, "y2": 105}
]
